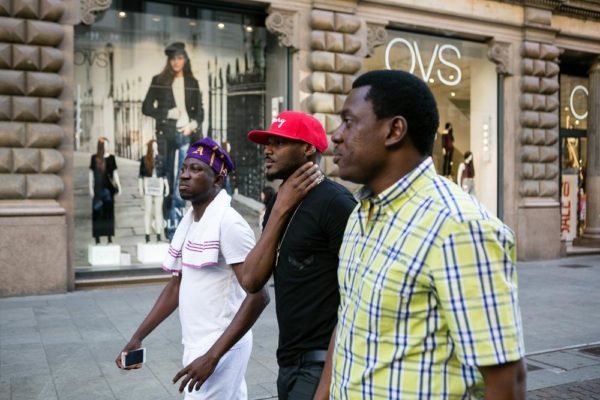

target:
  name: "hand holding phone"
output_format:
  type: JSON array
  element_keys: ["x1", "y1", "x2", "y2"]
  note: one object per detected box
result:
[{"x1": 120, "y1": 347, "x2": 146, "y2": 369}]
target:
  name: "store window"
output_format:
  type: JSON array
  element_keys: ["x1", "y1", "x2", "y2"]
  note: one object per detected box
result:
[
  {"x1": 363, "y1": 30, "x2": 498, "y2": 214},
  {"x1": 74, "y1": 2, "x2": 286, "y2": 267},
  {"x1": 559, "y1": 75, "x2": 588, "y2": 242}
]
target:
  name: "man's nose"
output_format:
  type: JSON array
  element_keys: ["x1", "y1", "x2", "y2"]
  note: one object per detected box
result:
[{"x1": 331, "y1": 124, "x2": 343, "y2": 144}]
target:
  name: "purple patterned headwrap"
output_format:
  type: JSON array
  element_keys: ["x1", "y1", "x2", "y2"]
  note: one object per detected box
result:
[{"x1": 186, "y1": 138, "x2": 234, "y2": 177}]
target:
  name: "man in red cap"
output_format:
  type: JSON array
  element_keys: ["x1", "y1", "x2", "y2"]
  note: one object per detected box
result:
[{"x1": 239, "y1": 111, "x2": 357, "y2": 400}]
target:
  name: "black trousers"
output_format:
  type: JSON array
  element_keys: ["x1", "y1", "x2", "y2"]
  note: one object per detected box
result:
[{"x1": 277, "y1": 361, "x2": 324, "y2": 400}]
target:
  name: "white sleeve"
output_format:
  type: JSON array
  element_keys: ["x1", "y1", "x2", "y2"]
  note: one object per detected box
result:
[{"x1": 220, "y1": 212, "x2": 256, "y2": 265}]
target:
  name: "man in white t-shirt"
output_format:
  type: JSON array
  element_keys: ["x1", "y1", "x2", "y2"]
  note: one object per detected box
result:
[{"x1": 116, "y1": 138, "x2": 270, "y2": 399}]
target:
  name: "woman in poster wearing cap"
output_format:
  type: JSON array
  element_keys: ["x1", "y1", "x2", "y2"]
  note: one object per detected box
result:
[{"x1": 142, "y1": 42, "x2": 204, "y2": 239}]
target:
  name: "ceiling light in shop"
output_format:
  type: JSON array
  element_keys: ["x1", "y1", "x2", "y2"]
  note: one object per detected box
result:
[
  {"x1": 245, "y1": 26, "x2": 254, "y2": 32},
  {"x1": 450, "y1": 92, "x2": 456, "y2": 97},
  {"x1": 152, "y1": 16, "x2": 160, "y2": 22},
  {"x1": 118, "y1": 11, "x2": 127, "y2": 18},
  {"x1": 428, "y1": 78, "x2": 435, "y2": 84},
  {"x1": 189, "y1": 21, "x2": 197, "y2": 26},
  {"x1": 449, "y1": 74, "x2": 455, "y2": 80},
  {"x1": 575, "y1": 120, "x2": 580, "y2": 125},
  {"x1": 217, "y1": 22, "x2": 225, "y2": 30},
  {"x1": 564, "y1": 107, "x2": 569, "y2": 111}
]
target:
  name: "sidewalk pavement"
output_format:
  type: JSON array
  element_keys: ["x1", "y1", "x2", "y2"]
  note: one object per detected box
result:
[{"x1": 1, "y1": 255, "x2": 600, "y2": 399}]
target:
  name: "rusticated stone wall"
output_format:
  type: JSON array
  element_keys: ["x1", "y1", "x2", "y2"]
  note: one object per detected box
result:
[
  {"x1": 0, "y1": 1, "x2": 66, "y2": 200},
  {"x1": 519, "y1": 41, "x2": 560, "y2": 198},
  {"x1": 307, "y1": 9, "x2": 362, "y2": 177}
]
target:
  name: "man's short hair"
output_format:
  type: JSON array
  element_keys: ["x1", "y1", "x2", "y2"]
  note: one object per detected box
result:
[{"x1": 352, "y1": 70, "x2": 440, "y2": 156}]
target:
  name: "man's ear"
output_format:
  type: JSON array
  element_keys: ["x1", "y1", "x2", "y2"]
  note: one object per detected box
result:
[
  {"x1": 384, "y1": 116, "x2": 408, "y2": 148},
  {"x1": 305, "y1": 144, "x2": 317, "y2": 157},
  {"x1": 214, "y1": 174, "x2": 224, "y2": 188}
]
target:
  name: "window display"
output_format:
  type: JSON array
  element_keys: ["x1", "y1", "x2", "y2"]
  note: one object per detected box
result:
[
  {"x1": 364, "y1": 30, "x2": 498, "y2": 213},
  {"x1": 74, "y1": 2, "x2": 280, "y2": 267}
]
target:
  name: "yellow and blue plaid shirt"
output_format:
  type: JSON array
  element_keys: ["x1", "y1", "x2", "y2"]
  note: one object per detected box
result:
[{"x1": 331, "y1": 157, "x2": 524, "y2": 399}]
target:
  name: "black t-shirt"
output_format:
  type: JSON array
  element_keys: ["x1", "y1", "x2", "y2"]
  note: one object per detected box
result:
[{"x1": 263, "y1": 179, "x2": 356, "y2": 366}]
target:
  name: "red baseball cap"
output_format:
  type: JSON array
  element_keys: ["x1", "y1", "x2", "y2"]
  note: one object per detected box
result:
[{"x1": 248, "y1": 111, "x2": 328, "y2": 153}]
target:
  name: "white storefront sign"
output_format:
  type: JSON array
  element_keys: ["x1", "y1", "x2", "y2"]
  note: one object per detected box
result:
[{"x1": 385, "y1": 38, "x2": 462, "y2": 86}]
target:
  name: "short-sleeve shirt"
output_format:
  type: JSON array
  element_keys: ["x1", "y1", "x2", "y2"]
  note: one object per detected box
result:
[
  {"x1": 178, "y1": 207, "x2": 256, "y2": 353},
  {"x1": 263, "y1": 178, "x2": 357, "y2": 366},
  {"x1": 331, "y1": 157, "x2": 524, "y2": 399}
]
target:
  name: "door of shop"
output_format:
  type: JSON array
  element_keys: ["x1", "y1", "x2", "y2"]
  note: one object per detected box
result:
[{"x1": 559, "y1": 129, "x2": 587, "y2": 242}]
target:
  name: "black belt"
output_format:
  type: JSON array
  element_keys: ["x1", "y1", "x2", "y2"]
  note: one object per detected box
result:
[{"x1": 296, "y1": 350, "x2": 327, "y2": 366}]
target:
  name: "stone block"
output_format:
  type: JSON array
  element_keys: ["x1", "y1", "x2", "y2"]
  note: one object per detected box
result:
[
  {"x1": 539, "y1": 180, "x2": 558, "y2": 196},
  {"x1": 521, "y1": 76, "x2": 539, "y2": 93},
  {"x1": 307, "y1": 92, "x2": 335, "y2": 113},
  {"x1": 325, "y1": 31, "x2": 344, "y2": 52},
  {"x1": 308, "y1": 72, "x2": 326, "y2": 92},
  {"x1": 539, "y1": 112, "x2": 558, "y2": 128},
  {"x1": 310, "y1": 9, "x2": 334, "y2": 31},
  {"x1": 39, "y1": 98, "x2": 62, "y2": 122},
  {"x1": 325, "y1": 72, "x2": 344, "y2": 93},
  {"x1": 26, "y1": 173, "x2": 63, "y2": 198},
  {"x1": 26, "y1": 122, "x2": 63, "y2": 147},
  {"x1": 343, "y1": 34, "x2": 361, "y2": 54},
  {"x1": 334, "y1": 53, "x2": 361, "y2": 74},
  {"x1": 310, "y1": 31, "x2": 326, "y2": 51},
  {"x1": 137, "y1": 243, "x2": 169, "y2": 264},
  {"x1": 522, "y1": 41, "x2": 540, "y2": 58},
  {"x1": 11, "y1": 0, "x2": 38, "y2": 19},
  {"x1": 12, "y1": 148, "x2": 39, "y2": 172},
  {"x1": 88, "y1": 244, "x2": 121, "y2": 266},
  {"x1": 516, "y1": 205, "x2": 560, "y2": 260},
  {"x1": 0, "y1": 1, "x2": 8, "y2": 15},
  {"x1": 521, "y1": 59, "x2": 533, "y2": 75},
  {"x1": 0, "y1": 122, "x2": 25, "y2": 146},
  {"x1": 545, "y1": 127, "x2": 558, "y2": 145},
  {"x1": 310, "y1": 51, "x2": 335, "y2": 72},
  {"x1": 312, "y1": 113, "x2": 326, "y2": 131},
  {"x1": 545, "y1": 163, "x2": 558, "y2": 179},
  {"x1": 334, "y1": 13, "x2": 360, "y2": 34},
  {"x1": 324, "y1": 113, "x2": 341, "y2": 134},
  {"x1": 0, "y1": 16, "x2": 26, "y2": 43},
  {"x1": 521, "y1": 145, "x2": 540, "y2": 162},
  {"x1": 39, "y1": 0, "x2": 65, "y2": 21},
  {"x1": 532, "y1": 163, "x2": 545, "y2": 179},
  {"x1": 539, "y1": 145, "x2": 558, "y2": 162},
  {"x1": 519, "y1": 180, "x2": 539, "y2": 197},
  {"x1": 533, "y1": 94, "x2": 546, "y2": 111},
  {"x1": 532, "y1": 59, "x2": 546, "y2": 76},
  {"x1": 26, "y1": 20, "x2": 63, "y2": 46},
  {"x1": 12, "y1": 44, "x2": 39, "y2": 70},
  {"x1": 520, "y1": 111, "x2": 540, "y2": 128},
  {"x1": 539, "y1": 77, "x2": 559, "y2": 94},
  {"x1": 545, "y1": 61, "x2": 559, "y2": 77},
  {"x1": 12, "y1": 96, "x2": 39, "y2": 121},
  {"x1": 334, "y1": 94, "x2": 346, "y2": 113},
  {"x1": 343, "y1": 75, "x2": 354, "y2": 93},
  {"x1": 0, "y1": 70, "x2": 26, "y2": 95},
  {"x1": 0, "y1": 147, "x2": 11, "y2": 172},
  {"x1": 520, "y1": 93, "x2": 533, "y2": 110},
  {"x1": 532, "y1": 129, "x2": 546, "y2": 145},
  {"x1": 39, "y1": 148, "x2": 63, "y2": 172},
  {"x1": 26, "y1": 72, "x2": 63, "y2": 97},
  {"x1": 521, "y1": 128, "x2": 533, "y2": 144},
  {"x1": 0, "y1": 95, "x2": 10, "y2": 119},
  {"x1": 525, "y1": 7, "x2": 551, "y2": 25},
  {"x1": 0, "y1": 173, "x2": 25, "y2": 198},
  {"x1": 545, "y1": 93, "x2": 559, "y2": 111},
  {"x1": 322, "y1": 153, "x2": 339, "y2": 177},
  {"x1": 539, "y1": 43, "x2": 559, "y2": 60},
  {"x1": 521, "y1": 162, "x2": 533, "y2": 179},
  {"x1": 0, "y1": 42, "x2": 9, "y2": 68},
  {"x1": 39, "y1": 47, "x2": 63, "y2": 72}
]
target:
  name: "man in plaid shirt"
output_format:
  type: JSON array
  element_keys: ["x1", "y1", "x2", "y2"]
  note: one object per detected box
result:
[{"x1": 315, "y1": 70, "x2": 525, "y2": 399}]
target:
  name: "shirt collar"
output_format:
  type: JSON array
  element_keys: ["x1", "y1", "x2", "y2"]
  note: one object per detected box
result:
[{"x1": 357, "y1": 157, "x2": 436, "y2": 209}]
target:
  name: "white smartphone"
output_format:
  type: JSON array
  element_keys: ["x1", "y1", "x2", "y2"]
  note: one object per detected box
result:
[{"x1": 121, "y1": 347, "x2": 146, "y2": 367}]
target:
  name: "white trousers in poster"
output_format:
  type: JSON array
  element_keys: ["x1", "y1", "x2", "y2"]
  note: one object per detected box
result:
[{"x1": 182, "y1": 338, "x2": 252, "y2": 400}]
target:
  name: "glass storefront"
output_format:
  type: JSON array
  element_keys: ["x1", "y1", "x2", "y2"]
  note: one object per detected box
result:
[
  {"x1": 363, "y1": 30, "x2": 498, "y2": 214},
  {"x1": 74, "y1": 1, "x2": 287, "y2": 266},
  {"x1": 560, "y1": 75, "x2": 589, "y2": 242}
]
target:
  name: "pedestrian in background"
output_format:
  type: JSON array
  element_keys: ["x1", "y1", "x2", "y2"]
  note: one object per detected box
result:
[
  {"x1": 239, "y1": 111, "x2": 356, "y2": 400},
  {"x1": 116, "y1": 138, "x2": 269, "y2": 399},
  {"x1": 315, "y1": 70, "x2": 525, "y2": 399}
]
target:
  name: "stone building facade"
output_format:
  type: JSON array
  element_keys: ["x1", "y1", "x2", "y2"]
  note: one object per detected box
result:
[{"x1": 1, "y1": 0, "x2": 599, "y2": 295}]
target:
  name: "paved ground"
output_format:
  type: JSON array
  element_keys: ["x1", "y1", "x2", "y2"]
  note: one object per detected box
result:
[{"x1": 2, "y1": 251, "x2": 600, "y2": 398}]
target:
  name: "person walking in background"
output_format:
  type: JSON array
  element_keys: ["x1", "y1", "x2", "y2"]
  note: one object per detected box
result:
[
  {"x1": 258, "y1": 186, "x2": 275, "y2": 229},
  {"x1": 238, "y1": 111, "x2": 356, "y2": 400},
  {"x1": 315, "y1": 70, "x2": 525, "y2": 399},
  {"x1": 116, "y1": 138, "x2": 269, "y2": 399},
  {"x1": 142, "y1": 42, "x2": 204, "y2": 239}
]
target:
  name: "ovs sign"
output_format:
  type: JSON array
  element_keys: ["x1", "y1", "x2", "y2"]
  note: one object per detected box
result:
[{"x1": 385, "y1": 38, "x2": 462, "y2": 86}]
